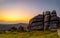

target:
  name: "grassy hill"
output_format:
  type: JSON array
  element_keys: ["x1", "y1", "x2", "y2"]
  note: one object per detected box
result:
[{"x1": 0, "y1": 31, "x2": 59, "y2": 38}]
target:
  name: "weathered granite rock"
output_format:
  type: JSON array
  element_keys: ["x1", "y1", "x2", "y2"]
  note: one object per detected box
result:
[
  {"x1": 43, "y1": 11, "x2": 50, "y2": 30},
  {"x1": 50, "y1": 10, "x2": 58, "y2": 21},
  {"x1": 10, "y1": 27, "x2": 17, "y2": 31},
  {"x1": 49, "y1": 21, "x2": 58, "y2": 31},
  {"x1": 49, "y1": 10, "x2": 59, "y2": 31},
  {"x1": 28, "y1": 14, "x2": 44, "y2": 31},
  {"x1": 58, "y1": 17, "x2": 60, "y2": 27},
  {"x1": 18, "y1": 26, "x2": 24, "y2": 32},
  {"x1": 28, "y1": 10, "x2": 59, "y2": 31},
  {"x1": 44, "y1": 22, "x2": 50, "y2": 30},
  {"x1": 44, "y1": 11, "x2": 50, "y2": 22}
]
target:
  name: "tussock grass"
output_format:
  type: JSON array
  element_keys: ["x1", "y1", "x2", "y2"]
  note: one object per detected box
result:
[{"x1": 0, "y1": 31, "x2": 59, "y2": 38}]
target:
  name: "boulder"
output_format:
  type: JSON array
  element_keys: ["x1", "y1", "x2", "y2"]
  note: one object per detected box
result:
[
  {"x1": 50, "y1": 10, "x2": 58, "y2": 21},
  {"x1": 49, "y1": 10, "x2": 59, "y2": 31},
  {"x1": 49, "y1": 23, "x2": 57, "y2": 31},
  {"x1": 43, "y1": 11, "x2": 50, "y2": 31},
  {"x1": 10, "y1": 27, "x2": 17, "y2": 32},
  {"x1": 28, "y1": 14, "x2": 44, "y2": 31},
  {"x1": 18, "y1": 26, "x2": 24, "y2": 32}
]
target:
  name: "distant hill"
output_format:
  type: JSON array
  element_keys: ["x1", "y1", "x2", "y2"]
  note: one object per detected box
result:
[{"x1": 0, "y1": 23, "x2": 28, "y2": 31}]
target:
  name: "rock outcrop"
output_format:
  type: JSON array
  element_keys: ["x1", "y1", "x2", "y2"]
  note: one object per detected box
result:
[
  {"x1": 43, "y1": 11, "x2": 50, "y2": 31},
  {"x1": 28, "y1": 10, "x2": 60, "y2": 31},
  {"x1": 27, "y1": 14, "x2": 44, "y2": 31},
  {"x1": 49, "y1": 10, "x2": 59, "y2": 31},
  {"x1": 18, "y1": 26, "x2": 24, "y2": 32}
]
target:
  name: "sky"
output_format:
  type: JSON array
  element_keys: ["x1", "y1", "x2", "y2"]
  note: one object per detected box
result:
[{"x1": 0, "y1": 0, "x2": 60, "y2": 24}]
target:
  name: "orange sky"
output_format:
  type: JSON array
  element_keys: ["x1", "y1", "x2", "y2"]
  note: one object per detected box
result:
[
  {"x1": 0, "y1": 8, "x2": 36, "y2": 24},
  {"x1": 0, "y1": 0, "x2": 59, "y2": 24}
]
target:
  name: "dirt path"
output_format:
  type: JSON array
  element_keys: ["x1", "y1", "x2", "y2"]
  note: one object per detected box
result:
[{"x1": 57, "y1": 29, "x2": 60, "y2": 37}]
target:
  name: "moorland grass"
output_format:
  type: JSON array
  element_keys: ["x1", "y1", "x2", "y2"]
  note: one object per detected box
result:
[{"x1": 0, "y1": 31, "x2": 59, "y2": 38}]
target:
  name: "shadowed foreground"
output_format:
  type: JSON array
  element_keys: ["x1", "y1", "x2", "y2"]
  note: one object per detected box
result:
[{"x1": 0, "y1": 31, "x2": 59, "y2": 38}]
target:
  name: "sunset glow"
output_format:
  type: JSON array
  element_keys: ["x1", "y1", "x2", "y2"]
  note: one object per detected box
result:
[
  {"x1": 0, "y1": 7, "x2": 34, "y2": 23},
  {"x1": 0, "y1": 0, "x2": 59, "y2": 24},
  {"x1": 1, "y1": 15, "x2": 30, "y2": 23}
]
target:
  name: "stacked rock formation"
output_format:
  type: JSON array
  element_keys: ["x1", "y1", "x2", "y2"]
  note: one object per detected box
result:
[
  {"x1": 43, "y1": 11, "x2": 50, "y2": 31},
  {"x1": 27, "y1": 14, "x2": 44, "y2": 31},
  {"x1": 49, "y1": 10, "x2": 59, "y2": 31},
  {"x1": 28, "y1": 10, "x2": 60, "y2": 31},
  {"x1": 58, "y1": 17, "x2": 60, "y2": 27}
]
